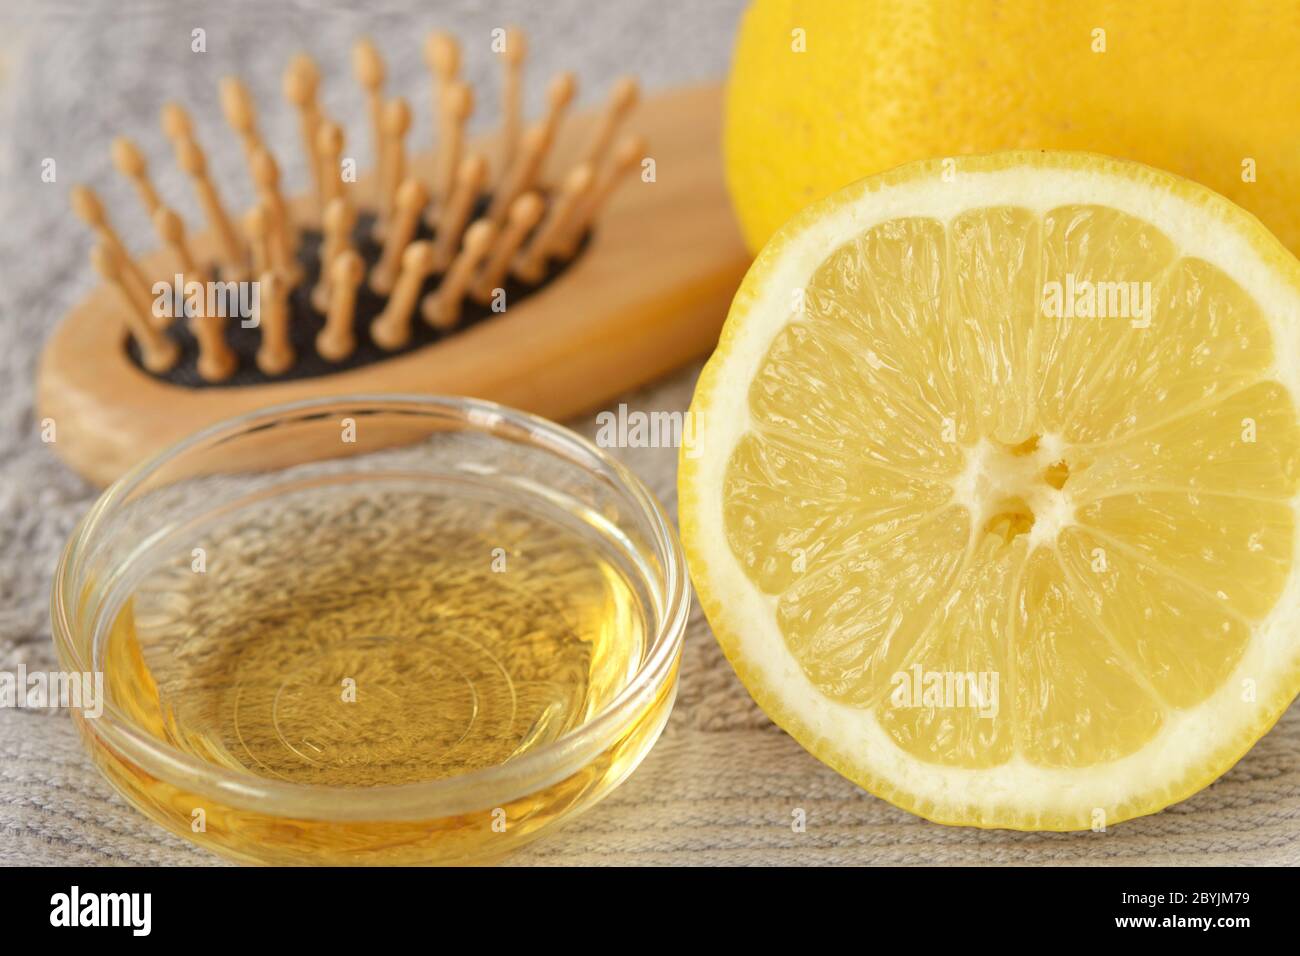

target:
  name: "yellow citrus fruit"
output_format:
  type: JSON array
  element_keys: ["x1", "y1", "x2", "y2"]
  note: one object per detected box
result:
[
  {"x1": 725, "y1": 0, "x2": 1300, "y2": 255},
  {"x1": 679, "y1": 151, "x2": 1300, "y2": 829}
]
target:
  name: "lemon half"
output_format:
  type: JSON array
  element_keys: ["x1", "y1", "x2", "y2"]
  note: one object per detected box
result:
[{"x1": 680, "y1": 152, "x2": 1300, "y2": 830}]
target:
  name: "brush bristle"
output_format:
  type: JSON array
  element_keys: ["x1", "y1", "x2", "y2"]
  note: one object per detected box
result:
[{"x1": 75, "y1": 27, "x2": 644, "y2": 386}]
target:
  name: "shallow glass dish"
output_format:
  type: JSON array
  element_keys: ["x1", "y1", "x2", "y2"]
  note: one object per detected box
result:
[{"x1": 51, "y1": 395, "x2": 688, "y2": 865}]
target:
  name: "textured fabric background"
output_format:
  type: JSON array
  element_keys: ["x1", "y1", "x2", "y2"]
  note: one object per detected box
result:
[{"x1": 1, "y1": 0, "x2": 1297, "y2": 866}]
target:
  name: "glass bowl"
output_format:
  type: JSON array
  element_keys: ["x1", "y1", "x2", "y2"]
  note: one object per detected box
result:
[{"x1": 51, "y1": 395, "x2": 688, "y2": 865}]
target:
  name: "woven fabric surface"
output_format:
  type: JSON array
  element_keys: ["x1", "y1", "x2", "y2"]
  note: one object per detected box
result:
[{"x1": 1, "y1": 0, "x2": 1297, "y2": 866}]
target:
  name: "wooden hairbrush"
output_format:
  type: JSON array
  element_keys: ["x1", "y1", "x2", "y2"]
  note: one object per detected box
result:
[{"x1": 38, "y1": 28, "x2": 746, "y2": 486}]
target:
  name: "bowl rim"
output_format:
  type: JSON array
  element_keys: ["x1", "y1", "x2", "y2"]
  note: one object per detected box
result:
[{"x1": 50, "y1": 393, "x2": 689, "y2": 821}]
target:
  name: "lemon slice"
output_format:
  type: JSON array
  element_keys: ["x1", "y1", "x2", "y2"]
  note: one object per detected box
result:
[{"x1": 680, "y1": 152, "x2": 1300, "y2": 830}]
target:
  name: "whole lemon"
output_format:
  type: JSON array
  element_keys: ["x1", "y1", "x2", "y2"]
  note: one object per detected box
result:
[{"x1": 725, "y1": 0, "x2": 1300, "y2": 253}]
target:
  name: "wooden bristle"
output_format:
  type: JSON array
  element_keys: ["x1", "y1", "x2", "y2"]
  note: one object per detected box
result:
[
  {"x1": 173, "y1": 136, "x2": 246, "y2": 280},
  {"x1": 89, "y1": 242, "x2": 178, "y2": 373},
  {"x1": 583, "y1": 76, "x2": 639, "y2": 169},
  {"x1": 473, "y1": 191, "x2": 544, "y2": 303},
  {"x1": 244, "y1": 203, "x2": 272, "y2": 280},
  {"x1": 539, "y1": 72, "x2": 577, "y2": 148},
  {"x1": 219, "y1": 77, "x2": 267, "y2": 163},
  {"x1": 424, "y1": 30, "x2": 462, "y2": 147},
  {"x1": 69, "y1": 184, "x2": 108, "y2": 232},
  {"x1": 315, "y1": 121, "x2": 346, "y2": 211},
  {"x1": 487, "y1": 123, "x2": 551, "y2": 227},
  {"x1": 153, "y1": 205, "x2": 206, "y2": 288},
  {"x1": 422, "y1": 218, "x2": 496, "y2": 331},
  {"x1": 483, "y1": 72, "x2": 572, "y2": 221},
  {"x1": 70, "y1": 185, "x2": 155, "y2": 319},
  {"x1": 251, "y1": 147, "x2": 297, "y2": 249},
  {"x1": 261, "y1": 197, "x2": 295, "y2": 287},
  {"x1": 514, "y1": 163, "x2": 594, "y2": 284},
  {"x1": 436, "y1": 82, "x2": 474, "y2": 205},
  {"x1": 372, "y1": 240, "x2": 435, "y2": 351},
  {"x1": 250, "y1": 148, "x2": 301, "y2": 286},
  {"x1": 159, "y1": 102, "x2": 194, "y2": 144},
  {"x1": 110, "y1": 137, "x2": 162, "y2": 219},
  {"x1": 318, "y1": 249, "x2": 366, "y2": 362},
  {"x1": 283, "y1": 53, "x2": 327, "y2": 219},
  {"x1": 425, "y1": 31, "x2": 461, "y2": 84},
  {"x1": 352, "y1": 37, "x2": 387, "y2": 171},
  {"x1": 255, "y1": 270, "x2": 294, "y2": 375},
  {"x1": 433, "y1": 152, "x2": 487, "y2": 270},
  {"x1": 376, "y1": 97, "x2": 412, "y2": 238},
  {"x1": 311, "y1": 196, "x2": 357, "y2": 313},
  {"x1": 191, "y1": 307, "x2": 237, "y2": 384},
  {"x1": 554, "y1": 134, "x2": 647, "y2": 259},
  {"x1": 499, "y1": 27, "x2": 527, "y2": 173},
  {"x1": 371, "y1": 178, "x2": 429, "y2": 295}
]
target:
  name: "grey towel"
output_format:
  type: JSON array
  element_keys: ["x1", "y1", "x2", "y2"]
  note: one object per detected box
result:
[{"x1": 2, "y1": 0, "x2": 1297, "y2": 866}]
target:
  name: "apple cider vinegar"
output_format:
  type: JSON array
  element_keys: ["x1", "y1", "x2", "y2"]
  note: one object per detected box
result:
[{"x1": 85, "y1": 479, "x2": 668, "y2": 863}]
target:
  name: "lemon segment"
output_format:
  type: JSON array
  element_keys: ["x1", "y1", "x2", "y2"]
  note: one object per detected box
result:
[{"x1": 680, "y1": 152, "x2": 1300, "y2": 829}]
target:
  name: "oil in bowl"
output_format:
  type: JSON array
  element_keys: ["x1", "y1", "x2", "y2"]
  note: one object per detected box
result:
[
  {"x1": 105, "y1": 485, "x2": 647, "y2": 785},
  {"x1": 53, "y1": 397, "x2": 688, "y2": 865}
]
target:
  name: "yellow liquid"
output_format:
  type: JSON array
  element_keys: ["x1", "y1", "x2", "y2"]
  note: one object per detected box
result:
[{"x1": 88, "y1": 480, "x2": 667, "y2": 864}]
